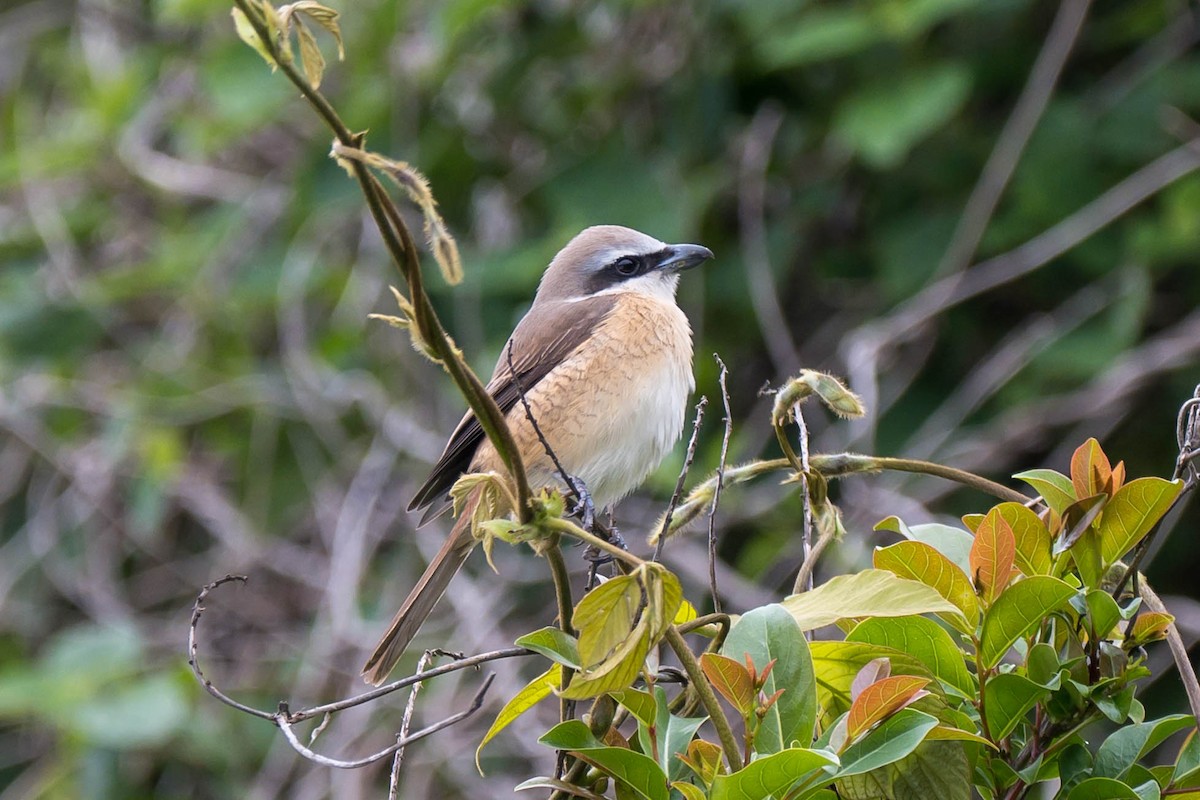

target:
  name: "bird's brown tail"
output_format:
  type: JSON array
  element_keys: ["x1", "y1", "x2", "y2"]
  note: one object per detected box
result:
[{"x1": 361, "y1": 501, "x2": 477, "y2": 685}]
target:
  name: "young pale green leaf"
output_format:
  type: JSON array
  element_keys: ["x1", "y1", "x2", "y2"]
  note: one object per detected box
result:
[
  {"x1": 873, "y1": 540, "x2": 979, "y2": 633},
  {"x1": 573, "y1": 574, "x2": 639, "y2": 669},
  {"x1": 1094, "y1": 714, "x2": 1196, "y2": 781},
  {"x1": 538, "y1": 720, "x2": 669, "y2": 800},
  {"x1": 1128, "y1": 612, "x2": 1174, "y2": 645},
  {"x1": 1071, "y1": 438, "x2": 1113, "y2": 499},
  {"x1": 671, "y1": 782, "x2": 706, "y2": 800},
  {"x1": 846, "y1": 675, "x2": 931, "y2": 739},
  {"x1": 708, "y1": 748, "x2": 838, "y2": 800},
  {"x1": 559, "y1": 622, "x2": 649, "y2": 700},
  {"x1": 514, "y1": 627, "x2": 580, "y2": 669},
  {"x1": 722, "y1": 604, "x2": 817, "y2": 751},
  {"x1": 1014, "y1": 469, "x2": 1077, "y2": 514},
  {"x1": 230, "y1": 8, "x2": 276, "y2": 66},
  {"x1": 1066, "y1": 777, "x2": 1141, "y2": 800},
  {"x1": 476, "y1": 664, "x2": 561, "y2": 773},
  {"x1": 970, "y1": 508, "x2": 1017, "y2": 605},
  {"x1": 641, "y1": 562, "x2": 684, "y2": 642},
  {"x1": 847, "y1": 616, "x2": 975, "y2": 697},
  {"x1": 1098, "y1": 478, "x2": 1183, "y2": 569},
  {"x1": 983, "y1": 672, "x2": 1050, "y2": 741},
  {"x1": 699, "y1": 653, "x2": 756, "y2": 716},
  {"x1": 835, "y1": 709, "x2": 939, "y2": 777},
  {"x1": 991, "y1": 502, "x2": 1053, "y2": 576},
  {"x1": 782, "y1": 570, "x2": 964, "y2": 632},
  {"x1": 979, "y1": 576, "x2": 1075, "y2": 669}
]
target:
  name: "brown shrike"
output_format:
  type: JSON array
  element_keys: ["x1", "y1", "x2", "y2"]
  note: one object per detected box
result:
[{"x1": 362, "y1": 225, "x2": 712, "y2": 685}]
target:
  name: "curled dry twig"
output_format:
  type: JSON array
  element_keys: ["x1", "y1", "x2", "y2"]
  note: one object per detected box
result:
[{"x1": 188, "y1": 576, "x2": 527, "y2": 769}]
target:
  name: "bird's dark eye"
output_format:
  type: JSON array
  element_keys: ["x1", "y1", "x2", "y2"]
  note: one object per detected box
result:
[{"x1": 613, "y1": 256, "x2": 640, "y2": 276}]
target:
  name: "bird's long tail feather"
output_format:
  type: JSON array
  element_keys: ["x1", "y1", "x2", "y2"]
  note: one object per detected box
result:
[{"x1": 361, "y1": 498, "x2": 477, "y2": 685}]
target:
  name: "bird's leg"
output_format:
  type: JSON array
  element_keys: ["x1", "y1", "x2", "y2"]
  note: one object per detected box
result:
[{"x1": 565, "y1": 475, "x2": 597, "y2": 532}]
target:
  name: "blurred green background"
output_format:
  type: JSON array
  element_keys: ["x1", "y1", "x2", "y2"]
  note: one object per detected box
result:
[{"x1": 3, "y1": 0, "x2": 1200, "y2": 797}]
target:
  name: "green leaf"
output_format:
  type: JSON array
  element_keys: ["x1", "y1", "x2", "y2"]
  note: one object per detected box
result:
[
  {"x1": 983, "y1": 673, "x2": 1050, "y2": 741},
  {"x1": 991, "y1": 502, "x2": 1053, "y2": 576},
  {"x1": 1085, "y1": 589, "x2": 1122, "y2": 641},
  {"x1": 231, "y1": 7, "x2": 276, "y2": 67},
  {"x1": 782, "y1": 570, "x2": 964, "y2": 631},
  {"x1": 1013, "y1": 469, "x2": 1077, "y2": 514},
  {"x1": 515, "y1": 627, "x2": 580, "y2": 669},
  {"x1": 1066, "y1": 777, "x2": 1141, "y2": 800},
  {"x1": 539, "y1": 721, "x2": 669, "y2": 800},
  {"x1": 979, "y1": 576, "x2": 1075, "y2": 669},
  {"x1": 709, "y1": 748, "x2": 837, "y2": 800},
  {"x1": 1094, "y1": 715, "x2": 1195, "y2": 780},
  {"x1": 847, "y1": 616, "x2": 974, "y2": 697},
  {"x1": 1097, "y1": 478, "x2": 1183, "y2": 568},
  {"x1": 835, "y1": 709, "x2": 939, "y2": 777},
  {"x1": 722, "y1": 604, "x2": 818, "y2": 751},
  {"x1": 477, "y1": 664, "x2": 561, "y2": 772},
  {"x1": 671, "y1": 782, "x2": 707, "y2": 800},
  {"x1": 873, "y1": 541, "x2": 979, "y2": 634},
  {"x1": 831, "y1": 64, "x2": 972, "y2": 169},
  {"x1": 611, "y1": 688, "x2": 658, "y2": 729},
  {"x1": 836, "y1": 740, "x2": 971, "y2": 800}
]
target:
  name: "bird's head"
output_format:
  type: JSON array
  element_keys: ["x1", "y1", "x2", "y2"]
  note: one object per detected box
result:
[{"x1": 536, "y1": 225, "x2": 713, "y2": 305}]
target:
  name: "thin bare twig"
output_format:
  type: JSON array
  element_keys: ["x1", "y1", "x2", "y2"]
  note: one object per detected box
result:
[
  {"x1": 188, "y1": 574, "x2": 276, "y2": 721},
  {"x1": 707, "y1": 356, "x2": 732, "y2": 613},
  {"x1": 389, "y1": 649, "x2": 441, "y2": 796},
  {"x1": 188, "y1": 574, "x2": 529, "y2": 722},
  {"x1": 655, "y1": 397, "x2": 708, "y2": 561},
  {"x1": 275, "y1": 674, "x2": 495, "y2": 770}
]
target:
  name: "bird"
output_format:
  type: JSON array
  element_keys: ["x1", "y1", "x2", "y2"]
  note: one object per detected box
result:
[{"x1": 361, "y1": 224, "x2": 712, "y2": 685}]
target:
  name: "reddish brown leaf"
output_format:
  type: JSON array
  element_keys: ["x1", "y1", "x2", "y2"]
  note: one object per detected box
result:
[
  {"x1": 699, "y1": 652, "x2": 755, "y2": 715},
  {"x1": 846, "y1": 675, "x2": 932, "y2": 738},
  {"x1": 1071, "y1": 438, "x2": 1112, "y2": 499},
  {"x1": 970, "y1": 508, "x2": 1017, "y2": 605}
]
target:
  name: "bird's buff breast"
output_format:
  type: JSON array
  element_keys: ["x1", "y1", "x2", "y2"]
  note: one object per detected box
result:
[{"x1": 475, "y1": 294, "x2": 694, "y2": 508}]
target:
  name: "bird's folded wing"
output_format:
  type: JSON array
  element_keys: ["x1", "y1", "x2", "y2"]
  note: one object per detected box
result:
[{"x1": 408, "y1": 294, "x2": 617, "y2": 519}]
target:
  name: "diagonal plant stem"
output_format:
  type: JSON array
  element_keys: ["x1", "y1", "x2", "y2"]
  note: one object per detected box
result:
[{"x1": 229, "y1": 0, "x2": 533, "y2": 519}]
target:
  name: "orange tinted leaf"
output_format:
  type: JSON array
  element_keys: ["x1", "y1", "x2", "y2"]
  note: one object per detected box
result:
[
  {"x1": 699, "y1": 652, "x2": 755, "y2": 715},
  {"x1": 970, "y1": 509, "x2": 1016, "y2": 605},
  {"x1": 846, "y1": 675, "x2": 932, "y2": 738},
  {"x1": 992, "y1": 502, "x2": 1053, "y2": 576},
  {"x1": 1109, "y1": 461, "x2": 1126, "y2": 493},
  {"x1": 1071, "y1": 438, "x2": 1112, "y2": 499}
]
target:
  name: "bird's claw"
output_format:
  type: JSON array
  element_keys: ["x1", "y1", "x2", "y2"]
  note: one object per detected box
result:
[{"x1": 566, "y1": 476, "x2": 597, "y2": 532}]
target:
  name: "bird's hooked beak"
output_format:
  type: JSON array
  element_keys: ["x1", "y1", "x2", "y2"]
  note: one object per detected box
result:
[{"x1": 655, "y1": 243, "x2": 714, "y2": 273}]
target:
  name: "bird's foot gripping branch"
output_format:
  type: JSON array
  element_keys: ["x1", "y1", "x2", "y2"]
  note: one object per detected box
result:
[{"x1": 196, "y1": 4, "x2": 1200, "y2": 798}]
